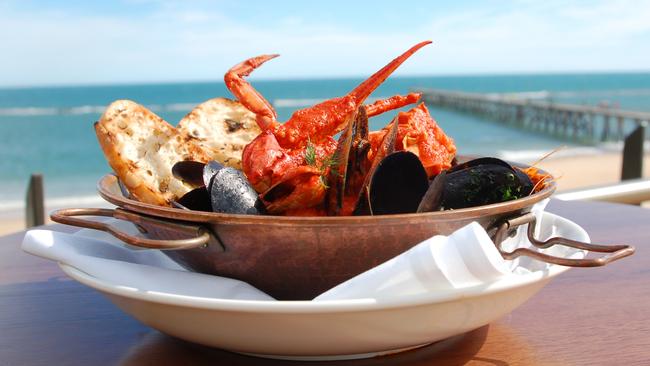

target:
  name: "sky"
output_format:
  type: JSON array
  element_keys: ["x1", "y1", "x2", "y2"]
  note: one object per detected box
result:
[{"x1": 1, "y1": 0, "x2": 649, "y2": 87}]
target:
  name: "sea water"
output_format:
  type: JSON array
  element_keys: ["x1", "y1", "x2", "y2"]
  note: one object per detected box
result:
[{"x1": 1, "y1": 73, "x2": 649, "y2": 212}]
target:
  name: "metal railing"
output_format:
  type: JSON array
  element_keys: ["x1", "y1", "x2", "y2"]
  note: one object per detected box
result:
[{"x1": 554, "y1": 178, "x2": 650, "y2": 204}]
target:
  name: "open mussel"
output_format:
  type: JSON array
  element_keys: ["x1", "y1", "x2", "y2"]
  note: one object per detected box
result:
[
  {"x1": 172, "y1": 160, "x2": 225, "y2": 189},
  {"x1": 439, "y1": 157, "x2": 533, "y2": 210},
  {"x1": 174, "y1": 187, "x2": 212, "y2": 212},
  {"x1": 327, "y1": 106, "x2": 403, "y2": 216},
  {"x1": 326, "y1": 107, "x2": 372, "y2": 216},
  {"x1": 172, "y1": 160, "x2": 264, "y2": 215},
  {"x1": 366, "y1": 151, "x2": 429, "y2": 215},
  {"x1": 172, "y1": 160, "x2": 207, "y2": 189}
]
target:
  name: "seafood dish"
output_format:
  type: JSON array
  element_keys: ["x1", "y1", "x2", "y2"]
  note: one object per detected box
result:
[
  {"x1": 50, "y1": 41, "x2": 567, "y2": 300},
  {"x1": 95, "y1": 40, "x2": 549, "y2": 217}
]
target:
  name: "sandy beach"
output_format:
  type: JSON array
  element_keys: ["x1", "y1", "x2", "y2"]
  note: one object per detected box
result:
[
  {"x1": 533, "y1": 151, "x2": 650, "y2": 191},
  {"x1": 1, "y1": 151, "x2": 648, "y2": 237}
]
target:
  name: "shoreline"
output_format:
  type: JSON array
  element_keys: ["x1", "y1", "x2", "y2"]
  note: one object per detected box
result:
[{"x1": 1, "y1": 149, "x2": 648, "y2": 236}]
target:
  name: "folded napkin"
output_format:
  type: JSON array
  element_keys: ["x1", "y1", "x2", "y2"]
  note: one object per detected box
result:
[
  {"x1": 22, "y1": 229, "x2": 274, "y2": 301},
  {"x1": 23, "y1": 201, "x2": 560, "y2": 302},
  {"x1": 315, "y1": 222, "x2": 514, "y2": 301}
]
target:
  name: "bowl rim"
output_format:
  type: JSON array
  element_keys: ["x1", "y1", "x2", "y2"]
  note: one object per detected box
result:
[{"x1": 97, "y1": 169, "x2": 556, "y2": 225}]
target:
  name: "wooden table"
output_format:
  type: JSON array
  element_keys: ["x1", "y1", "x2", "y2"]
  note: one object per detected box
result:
[{"x1": 1, "y1": 199, "x2": 649, "y2": 365}]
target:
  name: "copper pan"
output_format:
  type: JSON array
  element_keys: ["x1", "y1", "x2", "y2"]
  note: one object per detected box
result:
[{"x1": 50, "y1": 171, "x2": 634, "y2": 300}]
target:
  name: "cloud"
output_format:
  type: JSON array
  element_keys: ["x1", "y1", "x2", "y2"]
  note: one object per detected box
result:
[
  {"x1": 0, "y1": 0, "x2": 648, "y2": 87},
  {"x1": 420, "y1": 1, "x2": 650, "y2": 72}
]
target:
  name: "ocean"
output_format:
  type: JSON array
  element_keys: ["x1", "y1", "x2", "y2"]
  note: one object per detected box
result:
[{"x1": 1, "y1": 73, "x2": 649, "y2": 213}]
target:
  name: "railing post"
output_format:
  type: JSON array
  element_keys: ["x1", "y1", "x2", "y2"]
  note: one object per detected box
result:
[
  {"x1": 621, "y1": 123, "x2": 646, "y2": 181},
  {"x1": 25, "y1": 174, "x2": 45, "y2": 228},
  {"x1": 602, "y1": 115, "x2": 611, "y2": 141}
]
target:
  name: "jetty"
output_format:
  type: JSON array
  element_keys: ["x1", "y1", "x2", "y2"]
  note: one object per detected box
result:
[{"x1": 418, "y1": 89, "x2": 650, "y2": 143}]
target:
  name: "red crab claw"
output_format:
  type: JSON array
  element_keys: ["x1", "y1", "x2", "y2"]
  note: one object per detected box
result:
[
  {"x1": 365, "y1": 92, "x2": 421, "y2": 117},
  {"x1": 224, "y1": 54, "x2": 280, "y2": 131}
]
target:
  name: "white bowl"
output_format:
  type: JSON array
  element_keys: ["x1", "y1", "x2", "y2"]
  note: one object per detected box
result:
[{"x1": 60, "y1": 212, "x2": 588, "y2": 361}]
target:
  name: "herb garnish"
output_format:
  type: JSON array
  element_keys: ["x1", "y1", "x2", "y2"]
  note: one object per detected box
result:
[{"x1": 304, "y1": 138, "x2": 340, "y2": 188}]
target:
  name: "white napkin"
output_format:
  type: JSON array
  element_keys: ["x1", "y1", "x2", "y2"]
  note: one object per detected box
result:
[
  {"x1": 22, "y1": 200, "x2": 556, "y2": 302},
  {"x1": 315, "y1": 222, "x2": 513, "y2": 301},
  {"x1": 22, "y1": 230, "x2": 274, "y2": 301}
]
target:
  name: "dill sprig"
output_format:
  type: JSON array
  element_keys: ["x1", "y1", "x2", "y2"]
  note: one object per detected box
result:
[
  {"x1": 320, "y1": 151, "x2": 339, "y2": 174},
  {"x1": 303, "y1": 138, "x2": 342, "y2": 188},
  {"x1": 304, "y1": 138, "x2": 317, "y2": 166}
]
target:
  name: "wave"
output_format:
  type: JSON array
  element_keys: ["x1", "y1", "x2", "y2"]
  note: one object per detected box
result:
[
  {"x1": 0, "y1": 107, "x2": 61, "y2": 116},
  {"x1": 0, "y1": 103, "x2": 197, "y2": 117},
  {"x1": 490, "y1": 89, "x2": 650, "y2": 101},
  {"x1": 0, "y1": 105, "x2": 109, "y2": 117},
  {"x1": 551, "y1": 89, "x2": 650, "y2": 98},
  {"x1": 273, "y1": 98, "x2": 327, "y2": 108}
]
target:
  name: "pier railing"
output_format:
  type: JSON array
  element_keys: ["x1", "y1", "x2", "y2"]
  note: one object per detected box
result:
[{"x1": 418, "y1": 88, "x2": 650, "y2": 143}]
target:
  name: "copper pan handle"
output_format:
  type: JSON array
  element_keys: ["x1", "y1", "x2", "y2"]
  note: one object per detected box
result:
[
  {"x1": 492, "y1": 212, "x2": 635, "y2": 267},
  {"x1": 50, "y1": 208, "x2": 212, "y2": 250}
]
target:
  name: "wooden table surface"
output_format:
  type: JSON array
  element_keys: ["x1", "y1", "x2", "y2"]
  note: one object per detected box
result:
[{"x1": 1, "y1": 199, "x2": 649, "y2": 366}]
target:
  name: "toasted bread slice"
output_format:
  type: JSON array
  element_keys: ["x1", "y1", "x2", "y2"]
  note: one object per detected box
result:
[
  {"x1": 95, "y1": 98, "x2": 260, "y2": 206},
  {"x1": 178, "y1": 98, "x2": 260, "y2": 170}
]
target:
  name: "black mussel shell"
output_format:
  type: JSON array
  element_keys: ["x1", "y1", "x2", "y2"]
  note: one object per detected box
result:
[
  {"x1": 209, "y1": 167, "x2": 265, "y2": 215},
  {"x1": 203, "y1": 161, "x2": 225, "y2": 188},
  {"x1": 175, "y1": 187, "x2": 212, "y2": 212},
  {"x1": 446, "y1": 157, "x2": 512, "y2": 174},
  {"x1": 327, "y1": 106, "x2": 371, "y2": 215},
  {"x1": 368, "y1": 151, "x2": 429, "y2": 215},
  {"x1": 441, "y1": 161, "x2": 533, "y2": 210},
  {"x1": 171, "y1": 160, "x2": 226, "y2": 190},
  {"x1": 172, "y1": 161, "x2": 206, "y2": 189},
  {"x1": 416, "y1": 170, "x2": 447, "y2": 213}
]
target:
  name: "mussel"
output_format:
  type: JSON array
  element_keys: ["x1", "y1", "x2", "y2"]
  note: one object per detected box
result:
[
  {"x1": 171, "y1": 160, "x2": 209, "y2": 189},
  {"x1": 439, "y1": 158, "x2": 533, "y2": 210},
  {"x1": 172, "y1": 160, "x2": 225, "y2": 189},
  {"x1": 366, "y1": 151, "x2": 429, "y2": 215},
  {"x1": 209, "y1": 167, "x2": 265, "y2": 215},
  {"x1": 174, "y1": 187, "x2": 212, "y2": 212},
  {"x1": 327, "y1": 106, "x2": 401, "y2": 216},
  {"x1": 171, "y1": 160, "x2": 265, "y2": 215}
]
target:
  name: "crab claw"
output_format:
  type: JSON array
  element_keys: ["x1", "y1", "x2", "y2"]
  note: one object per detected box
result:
[
  {"x1": 365, "y1": 92, "x2": 421, "y2": 117},
  {"x1": 224, "y1": 54, "x2": 280, "y2": 131}
]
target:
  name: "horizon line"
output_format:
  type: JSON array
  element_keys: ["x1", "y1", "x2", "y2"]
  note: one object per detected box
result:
[{"x1": 2, "y1": 69, "x2": 650, "y2": 90}]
